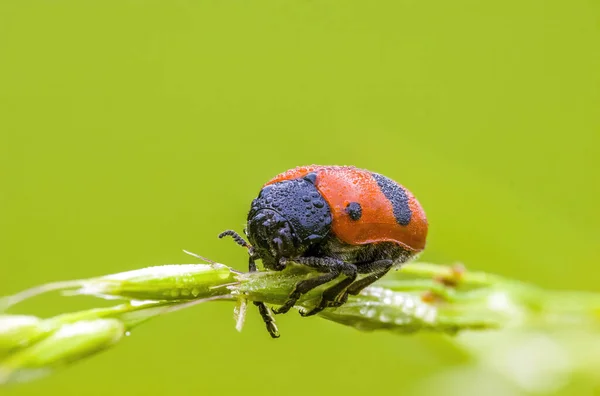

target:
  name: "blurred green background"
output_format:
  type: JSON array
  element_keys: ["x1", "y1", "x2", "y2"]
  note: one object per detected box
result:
[{"x1": 1, "y1": 0, "x2": 598, "y2": 395}]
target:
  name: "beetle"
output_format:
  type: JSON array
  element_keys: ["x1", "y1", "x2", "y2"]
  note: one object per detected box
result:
[{"x1": 219, "y1": 165, "x2": 428, "y2": 338}]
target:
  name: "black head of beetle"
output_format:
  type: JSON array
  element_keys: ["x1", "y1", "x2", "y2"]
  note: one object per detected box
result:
[{"x1": 246, "y1": 175, "x2": 332, "y2": 270}]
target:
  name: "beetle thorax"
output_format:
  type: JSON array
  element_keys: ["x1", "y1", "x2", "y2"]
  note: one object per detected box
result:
[{"x1": 246, "y1": 176, "x2": 332, "y2": 269}]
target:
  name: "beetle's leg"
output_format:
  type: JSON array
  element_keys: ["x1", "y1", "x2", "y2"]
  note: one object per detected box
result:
[
  {"x1": 342, "y1": 259, "x2": 394, "y2": 300},
  {"x1": 219, "y1": 230, "x2": 280, "y2": 338},
  {"x1": 309, "y1": 260, "x2": 394, "y2": 317},
  {"x1": 299, "y1": 260, "x2": 358, "y2": 317},
  {"x1": 272, "y1": 257, "x2": 356, "y2": 316},
  {"x1": 272, "y1": 272, "x2": 339, "y2": 315},
  {"x1": 253, "y1": 300, "x2": 279, "y2": 338},
  {"x1": 248, "y1": 254, "x2": 280, "y2": 338},
  {"x1": 299, "y1": 272, "x2": 358, "y2": 317}
]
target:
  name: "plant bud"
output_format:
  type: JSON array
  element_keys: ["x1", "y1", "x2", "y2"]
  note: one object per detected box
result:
[
  {"x1": 76, "y1": 264, "x2": 237, "y2": 301},
  {"x1": 0, "y1": 319, "x2": 125, "y2": 385}
]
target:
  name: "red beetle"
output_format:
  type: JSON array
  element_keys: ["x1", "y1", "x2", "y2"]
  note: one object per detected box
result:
[{"x1": 220, "y1": 165, "x2": 428, "y2": 337}]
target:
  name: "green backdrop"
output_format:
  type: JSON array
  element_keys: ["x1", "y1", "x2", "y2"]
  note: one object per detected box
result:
[{"x1": 1, "y1": 1, "x2": 598, "y2": 395}]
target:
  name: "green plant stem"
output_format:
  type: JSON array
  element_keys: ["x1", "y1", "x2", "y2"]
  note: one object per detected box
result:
[{"x1": 1, "y1": 260, "x2": 600, "y2": 385}]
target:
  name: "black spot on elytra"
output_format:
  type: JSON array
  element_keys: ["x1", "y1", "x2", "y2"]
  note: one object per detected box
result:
[
  {"x1": 371, "y1": 173, "x2": 412, "y2": 226},
  {"x1": 345, "y1": 202, "x2": 362, "y2": 221}
]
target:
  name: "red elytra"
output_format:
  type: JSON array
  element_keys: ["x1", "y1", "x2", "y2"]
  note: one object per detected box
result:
[{"x1": 264, "y1": 165, "x2": 428, "y2": 252}]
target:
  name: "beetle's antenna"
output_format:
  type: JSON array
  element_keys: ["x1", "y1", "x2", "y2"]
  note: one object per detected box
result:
[{"x1": 218, "y1": 230, "x2": 252, "y2": 250}]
